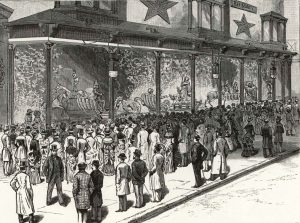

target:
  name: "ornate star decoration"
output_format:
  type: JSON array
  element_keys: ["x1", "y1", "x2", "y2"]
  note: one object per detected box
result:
[
  {"x1": 234, "y1": 14, "x2": 255, "y2": 38},
  {"x1": 140, "y1": 0, "x2": 178, "y2": 24}
]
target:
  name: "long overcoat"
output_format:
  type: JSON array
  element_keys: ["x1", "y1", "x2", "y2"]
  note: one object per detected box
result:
[
  {"x1": 73, "y1": 171, "x2": 94, "y2": 210},
  {"x1": 10, "y1": 172, "x2": 35, "y2": 216}
]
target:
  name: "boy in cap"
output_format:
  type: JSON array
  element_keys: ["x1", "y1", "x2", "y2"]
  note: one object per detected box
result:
[
  {"x1": 131, "y1": 149, "x2": 148, "y2": 208},
  {"x1": 115, "y1": 153, "x2": 131, "y2": 212}
]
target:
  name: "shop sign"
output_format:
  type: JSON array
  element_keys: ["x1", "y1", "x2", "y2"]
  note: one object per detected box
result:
[{"x1": 230, "y1": 0, "x2": 257, "y2": 14}]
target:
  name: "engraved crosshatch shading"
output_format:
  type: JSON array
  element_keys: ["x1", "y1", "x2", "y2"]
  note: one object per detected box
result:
[{"x1": 0, "y1": 1, "x2": 300, "y2": 223}]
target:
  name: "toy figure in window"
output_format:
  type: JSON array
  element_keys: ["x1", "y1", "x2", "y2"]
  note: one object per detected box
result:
[
  {"x1": 25, "y1": 109, "x2": 33, "y2": 127},
  {"x1": 180, "y1": 75, "x2": 191, "y2": 102},
  {"x1": 93, "y1": 81, "x2": 105, "y2": 112},
  {"x1": 267, "y1": 83, "x2": 272, "y2": 100},
  {"x1": 245, "y1": 81, "x2": 257, "y2": 102}
]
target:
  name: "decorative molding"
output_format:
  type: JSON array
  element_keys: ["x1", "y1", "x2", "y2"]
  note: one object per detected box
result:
[
  {"x1": 241, "y1": 49, "x2": 248, "y2": 55},
  {"x1": 220, "y1": 46, "x2": 228, "y2": 54},
  {"x1": 259, "y1": 51, "x2": 266, "y2": 57},
  {"x1": 0, "y1": 58, "x2": 5, "y2": 88}
]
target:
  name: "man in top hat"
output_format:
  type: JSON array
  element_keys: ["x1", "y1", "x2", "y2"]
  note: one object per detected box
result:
[
  {"x1": 43, "y1": 143, "x2": 65, "y2": 206},
  {"x1": 261, "y1": 119, "x2": 274, "y2": 158},
  {"x1": 101, "y1": 127, "x2": 115, "y2": 176},
  {"x1": 131, "y1": 149, "x2": 148, "y2": 208},
  {"x1": 50, "y1": 133, "x2": 64, "y2": 161},
  {"x1": 115, "y1": 153, "x2": 131, "y2": 212},
  {"x1": 190, "y1": 135, "x2": 208, "y2": 187},
  {"x1": 273, "y1": 116, "x2": 285, "y2": 154},
  {"x1": 10, "y1": 161, "x2": 35, "y2": 223}
]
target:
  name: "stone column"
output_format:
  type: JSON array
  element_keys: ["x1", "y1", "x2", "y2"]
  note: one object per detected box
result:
[
  {"x1": 240, "y1": 58, "x2": 245, "y2": 104},
  {"x1": 257, "y1": 59, "x2": 263, "y2": 102},
  {"x1": 44, "y1": 42, "x2": 54, "y2": 127},
  {"x1": 197, "y1": 0, "x2": 202, "y2": 29},
  {"x1": 190, "y1": 54, "x2": 196, "y2": 112},
  {"x1": 7, "y1": 44, "x2": 15, "y2": 125},
  {"x1": 287, "y1": 58, "x2": 292, "y2": 99},
  {"x1": 188, "y1": 0, "x2": 193, "y2": 31},
  {"x1": 108, "y1": 51, "x2": 118, "y2": 120},
  {"x1": 218, "y1": 58, "x2": 222, "y2": 106},
  {"x1": 154, "y1": 51, "x2": 162, "y2": 114},
  {"x1": 280, "y1": 59, "x2": 286, "y2": 102}
]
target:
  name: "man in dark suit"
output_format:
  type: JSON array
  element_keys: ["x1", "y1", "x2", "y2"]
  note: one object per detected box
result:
[
  {"x1": 190, "y1": 135, "x2": 208, "y2": 188},
  {"x1": 131, "y1": 149, "x2": 148, "y2": 208},
  {"x1": 43, "y1": 144, "x2": 65, "y2": 206}
]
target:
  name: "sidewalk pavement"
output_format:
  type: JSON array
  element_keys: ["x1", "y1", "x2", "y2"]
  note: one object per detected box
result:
[{"x1": 0, "y1": 135, "x2": 299, "y2": 223}]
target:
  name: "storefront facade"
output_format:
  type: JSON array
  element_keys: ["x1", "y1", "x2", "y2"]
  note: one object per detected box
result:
[{"x1": 4, "y1": 0, "x2": 296, "y2": 125}]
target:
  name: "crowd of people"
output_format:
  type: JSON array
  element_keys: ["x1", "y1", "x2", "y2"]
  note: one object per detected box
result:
[{"x1": 2, "y1": 98, "x2": 299, "y2": 223}]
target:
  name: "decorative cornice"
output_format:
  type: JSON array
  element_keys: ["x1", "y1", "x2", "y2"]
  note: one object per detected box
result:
[{"x1": 0, "y1": 3, "x2": 13, "y2": 20}]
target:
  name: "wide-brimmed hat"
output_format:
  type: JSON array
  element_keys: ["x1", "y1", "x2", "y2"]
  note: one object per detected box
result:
[
  {"x1": 133, "y1": 149, "x2": 142, "y2": 157},
  {"x1": 118, "y1": 153, "x2": 127, "y2": 160}
]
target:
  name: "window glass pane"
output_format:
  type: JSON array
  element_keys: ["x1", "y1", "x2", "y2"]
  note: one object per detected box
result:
[
  {"x1": 278, "y1": 23, "x2": 284, "y2": 42},
  {"x1": 192, "y1": 1, "x2": 198, "y2": 28},
  {"x1": 81, "y1": 1, "x2": 94, "y2": 7},
  {"x1": 263, "y1": 21, "x2": 270, "y2": 41},
  {"x1": 212, "y1": 4, "x2": 222, "y2": 31},
  {"x1": 202, "y1": 2, "x2": 211, "y2": 29},
  {"x1": 60, "y1": 1, "x2": 74, "y2": 6},
  {"x1": 273, "y1": 22, "x2": 278, "y2": 41},
  {"x1": 100, "y1": 0, "x2": 112, "y2": 10}
]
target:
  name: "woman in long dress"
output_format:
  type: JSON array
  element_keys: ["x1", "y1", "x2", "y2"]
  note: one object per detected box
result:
[
  {"x1": 148, "y1": 126, "x2": 160, "y2": 169},
  {"x1": 149, "y1": 144, "x2": 165, "y2": 202},
  {"x1": 163, "y1": 132, "x2": 174, "y2": 174},
  {"x1": 10, "y1": 161, "x2": 35, "y2": 223}
]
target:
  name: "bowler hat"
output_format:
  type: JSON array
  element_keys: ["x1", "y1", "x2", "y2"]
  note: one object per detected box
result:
[
  {"x1": 264, "y1": 118, "x2": 269, "y2": 123},
  {"x1": 133, "y1": 149, "x2": 142, "y2": 157},
  {"x1": 19, "y1": 161, "x2": 27, "y2": 168},
  {"x1": 118, "y1": 153, "x2": 127, "y2": 160},
  {"x1": 104, "y1": 127, "x2": 111, "y2": 135},
  {"x1": 53, "y1": 133, "x2": 60, "y2": 139},
  {"x1": 50, "y1": 144, "x2": 58, "y2": 151},
  {"x1": 41, "y1": 129, "x2": 47, "y2": 135},
  {"x1": 78, "y1": 162, "x2": 87, "y2": 169}
]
